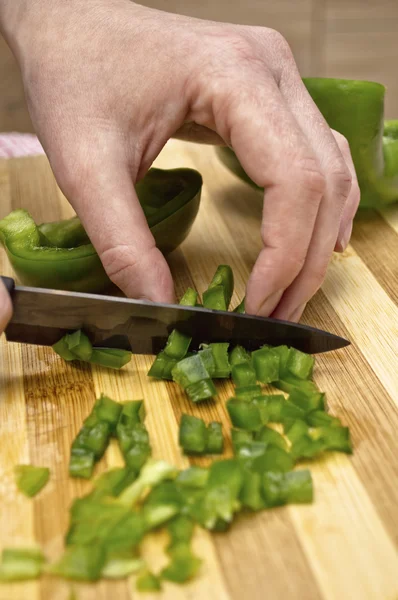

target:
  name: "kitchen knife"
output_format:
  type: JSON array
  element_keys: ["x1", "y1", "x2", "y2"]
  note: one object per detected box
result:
[{"x1": 1, "y1": 276, "x2": 350, "y2": 354}]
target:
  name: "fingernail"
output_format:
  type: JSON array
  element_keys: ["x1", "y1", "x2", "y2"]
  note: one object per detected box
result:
[
  {"x1": 257, "y1": 288, "x2": 284, "y2": 316},
  {"x1": 339, "y1": 222, "x2": 353, "y2": 252},
  {"x1": 289, "y1": 303, "x2": 307, "y2": 323}
]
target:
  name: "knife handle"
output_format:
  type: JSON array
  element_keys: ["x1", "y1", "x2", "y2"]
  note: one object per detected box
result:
[{"x1": 0, "y1": 276, "x2": 15, "y2": 296}]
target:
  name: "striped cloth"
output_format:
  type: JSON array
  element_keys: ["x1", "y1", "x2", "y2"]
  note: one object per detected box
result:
[{"x1": 0, "y1": 133, "x2": 44, "y2": 158}]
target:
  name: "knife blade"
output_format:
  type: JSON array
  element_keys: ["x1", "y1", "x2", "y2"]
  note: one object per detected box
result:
[{"x1": 1, "y1": 276, "x2": 350, "y2": 354}]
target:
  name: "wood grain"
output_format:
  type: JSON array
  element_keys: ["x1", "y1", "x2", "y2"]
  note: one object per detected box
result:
[{"x1": 0, "y1": 140, "x2": 398, "y2": 600}]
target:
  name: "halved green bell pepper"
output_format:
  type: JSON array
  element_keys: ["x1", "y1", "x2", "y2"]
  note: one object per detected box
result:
[
  {"x1": 0, "y1": 167, "x2": 202, "y2": 292},
  {"x1": 216, "y1": 78, "x2": 398, "y2": 208}
]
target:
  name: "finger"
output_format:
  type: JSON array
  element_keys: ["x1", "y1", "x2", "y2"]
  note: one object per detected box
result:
[
  {"x1": 52, "y1": 141, "x2": 175, "y2": 303},
  {"x1": 270, "y1": 76, "x2": 353, "y2": 321},
  {"x1": 0, "y1": 279, "x2": 12, "y2": 334},
  {"x1": 216, "y1": 76, "x2": 326, "y2": 317},
  {"x1": 331, "y1": 130, "x2": 361, "y2": 252}
]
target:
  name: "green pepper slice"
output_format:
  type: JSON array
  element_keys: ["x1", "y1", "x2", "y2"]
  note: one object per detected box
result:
[{"x1": 0, "y1": 168, "x2": 202, "y2": 292}]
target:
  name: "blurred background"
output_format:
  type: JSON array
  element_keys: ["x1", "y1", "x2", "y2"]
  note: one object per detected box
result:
[{"x1": 1, "y1": 0, "x2": 398, "y2": 133}]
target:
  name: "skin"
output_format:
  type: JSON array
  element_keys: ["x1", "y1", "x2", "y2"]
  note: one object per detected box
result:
[{"x1": 0, "y1": 0, "x2": 360, "y2": 337}]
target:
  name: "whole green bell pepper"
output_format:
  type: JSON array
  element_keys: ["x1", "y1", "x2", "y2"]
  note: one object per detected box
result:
[
  {"x1": 0, "y1": 167, "x2": 202, "y2": 292},
  {"x1": 216, "y1": 77, "x2": 398, "y2": 209}
]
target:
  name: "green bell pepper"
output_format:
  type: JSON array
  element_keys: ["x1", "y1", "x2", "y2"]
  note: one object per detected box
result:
[
  {"x1": 216, "y1": 77, "x2": 398, "y2": 208},
  {"x1": 14, "y1": 465, "x2": 50, "y2": 498},
  {"x1": 0, "y1": 167, "x2": 202, "y2": 292}
]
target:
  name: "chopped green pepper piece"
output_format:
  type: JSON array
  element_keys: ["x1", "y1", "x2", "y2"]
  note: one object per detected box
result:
[
  {"x1": 203, "y1": 265, "x2": 234, "y2": 311},
  {"x1": 235, "y1": 441, "x2": 268, "y2": 468},
  {"x1": 164, "y1": 329, "x2": 192, "y2": 360},
  {"x1": 231, "y1": 429, "x2": 253, "y2": 453},
  {"x1": 206, "y1": 422, "x2": 223, "y2": 454},
  {"x1": 167, "y1": 516, "x2": 195, "y2": 552},
  {"x1": 89, "y1": 348, "x2": 132, "y2": 370},
  {"x1": 107, "y1": 512, "x2": 147, "y2": 553},
  {"x1": 176, "y1": 466, "x2": 209, "y2": 489},
  {"x1": 148, "y1": 287, "x2": 197, "y2": 378},
  {"x1": 93, "y1": 467, "x2": 137, "y2": 497},
  {"x1": 52, "y1": 337, "x2": 76, "y2": 361},
  {"x1": 172, "y1": 354, "x2": 209, "y2": 388},
  {"x1": 208, "y1": 343, "x2": 231, "y2": 378},
  {"x1": 101, "y1": 554, "x2": 143, "y2": 579},
  {"x1": 229, "y1": 345, "x2": 251, "y2": 366},
  {"x1": 231, "y1": 362, "x2": 257, "y2": 387},
  {"x1": 69, "y1": 449, "x2": 95, "y2": 479},
  {"x1": 161, "y1": 544, "x2": 201, "y2": 583},
  {"x1": 289, "y1": 388, "x2": 325, "y2": 413},
  {"x1": 316, "y1": 426, "x2": 352, "y2": 454},
  {"x1": 198, "y1": 345, "x2": 216, "y2": 376},
  {"x1": 203, "y1": 285, "x2": 227, "y2": 310},
  {"x1": 49, "y1": 545, "x2": 106, "y2": 581},
  {"x1": 268, "y1": 345, "x2": 290, "y2": 378},
  {"x1": 274, "y1": 376, "x2": 320, "y2": 396},
  {"x1": 233, "y1": 297, "x2": 245, "y2": 313},
  {"x1": 262, "y1": 470, "x2": 313, "y2": 507},
  {"x1": 118, "y1": 400, "x2": 145, "y2": 426},
  {"x1": 252, "y1": 395, "x2": 285, "y2": 423},
  {"x1": 147, "y1": 350, "x2": 177, "y2": 380},
  {"x1": 179, "y1": 414, "x2": 207, "y2": 454},
  {"x1": 252, "y1": 347, "x2": 280, "y2": 383},
  {"x1": 285, "y1": 419, "x2": 309, "y2": 443},
  {"x1": 0, "y1": 548, "x2": 45, "y2": 581},
  {"x1": 227, "y1": 398, "x2": 262, "y2": 431},
  {"x1": 65, "y1": 330, "x2": 93, "y2": 361},
  {"x1": 117, "y1": 460, "x2": 178, "y2": 507},
  {"x1": 196, "y1": 345, "x2": 228, "y2": 381},
  {"x1": 179, "y1": 287, "x2": 198, "y2": 306},
  {"x1": 254, "y1": 426, "x2": 288, "y2": 451},
  {"x1": 252, "y1": 446, "x2": 294, "y2": 474},
  {"x1": 235, "y1": 385, "x2": 262, "y2": 402},
  {"x1": 280, "y1": 400, "x2": 307, "y2": 426},
  {"x1": 124, "y1": 443, "x2": 152, "y2": 471},
  {"x1": 73, "y1": 421, "x2": 111, "y2": 459},
  {"x1": 306, "y1": 411, "x2": 342, "y2": 428},
  {"x1": 186, "y1": 378, "x2": 217, "y2": 403},
  {"x1": 286, "y1": 348, "x2": 314, "y2": 380},
  {"x1": 194, "y1": 460, "x2": 243, "y2": 529},
  {"x1": 14, "y1": 465, "x2": 50, "y2": 498},
  {"x1": 240, "y1": 470, "x2": 265, "y2": 511},
  {"x1": 137, "y1": 570, "x2": 162, "y2": 591},
  {"x1": 143, "y1": 481, "x2": 183, "y2": 529},
  {"x1": 94, "y1": 394, "x2": 122, "y2": 429}
]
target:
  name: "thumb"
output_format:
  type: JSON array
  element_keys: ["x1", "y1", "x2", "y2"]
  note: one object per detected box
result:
[
  {"x1": 53, "y1": 145, "x2": 175, "y2": 303},
  {"x1": 0, "y1": 279, "x2": 12, "y2": 334}
]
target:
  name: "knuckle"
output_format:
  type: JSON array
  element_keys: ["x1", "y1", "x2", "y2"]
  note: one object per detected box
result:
[
  {"x1": 99, "y1": 243, "x2": 142, "y2": 285},
  {"x1": 264, "y1": 28, "x2": 293, "y2": 60},
  {"x1": 292, "y1": 159, "x2": 327, "y2": 200},
  {"x1": 308, "y1": 261, "x2": 329, "y2": 291},
  {"x1": 333, "y1": 130, "x2": 351, "y2": 153},
  {"x1": 283, "y1": 252, "x2": 307, "y2": 279},
  {"x1": 329, "y1": 163, "x2": 352, "y2": 201}
]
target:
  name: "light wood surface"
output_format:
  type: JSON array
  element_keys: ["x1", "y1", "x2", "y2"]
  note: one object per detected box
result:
[{"x1": 0, "y1": 140, "x2": 397, "y2": 600}]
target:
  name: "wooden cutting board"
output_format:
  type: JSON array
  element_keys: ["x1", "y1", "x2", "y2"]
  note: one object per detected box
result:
[{"x1": 0, "y1": 140, "x2": 397, "y2": 600}]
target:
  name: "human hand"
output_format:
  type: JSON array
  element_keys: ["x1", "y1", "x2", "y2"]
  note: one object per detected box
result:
[
  {"x1": 0, "y1": 279, "x2": 12, "y2": 335},
  {"x1": 1, "y1": 0, "x2": 359, "y2": 319}
]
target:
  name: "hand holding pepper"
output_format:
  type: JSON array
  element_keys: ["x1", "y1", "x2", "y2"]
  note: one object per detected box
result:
[{"x1": 0, "y1": 0, "x2": 360, "y2": 321}]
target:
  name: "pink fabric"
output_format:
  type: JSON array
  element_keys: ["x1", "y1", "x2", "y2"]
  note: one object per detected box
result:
[{"x1": 0, "y1": 133, "x2": 45, "y2": 159}]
